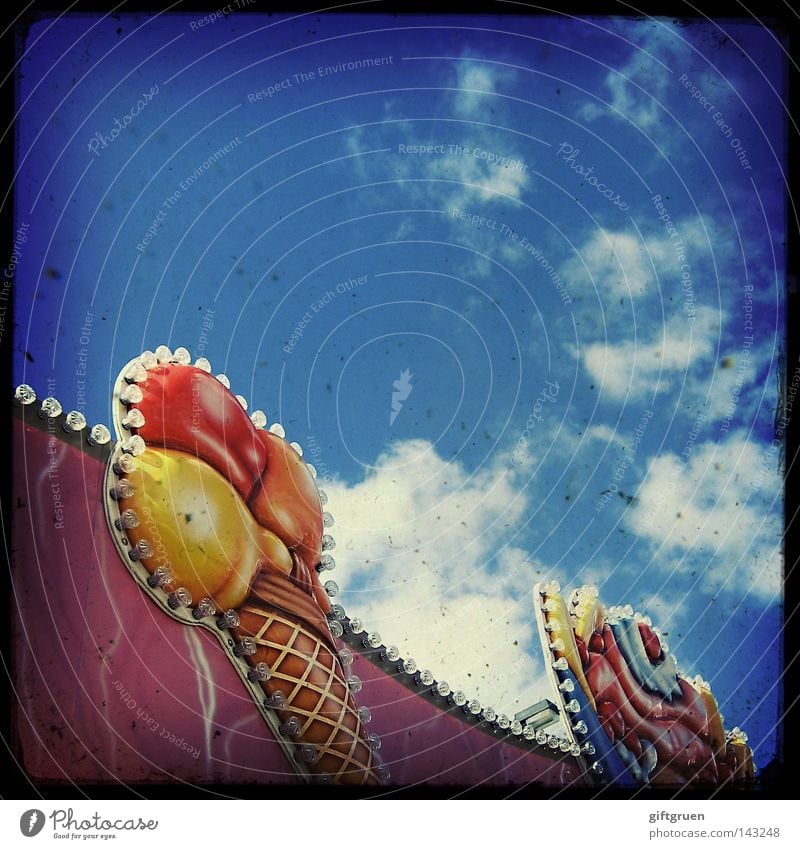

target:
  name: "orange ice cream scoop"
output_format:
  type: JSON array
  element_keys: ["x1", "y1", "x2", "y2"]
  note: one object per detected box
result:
[{"x1": 122, "y1": 446, "x2": 293, "y2": 611}]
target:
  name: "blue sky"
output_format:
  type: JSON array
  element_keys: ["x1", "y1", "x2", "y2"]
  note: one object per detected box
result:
[{"x1": 13, "y1": 13, "x2": 785, "y2": 770}]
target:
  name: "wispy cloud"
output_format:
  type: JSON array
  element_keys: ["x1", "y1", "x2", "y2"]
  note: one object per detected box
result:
[
  {"x1": 581, "y1": 304, "x2": 722, "y2": 400},
  {"x1": 327, "y1": 438, "x2": 553, "y2": 713},
  {"x1": 579, "y1": 21, "x2": 692, "y2": 130},
  {"x1": 452, "y1": 55, "x2": 516, "y2": 118},
  {"x1": 624, "y1": 432, "x2": 782, "y2": 600},
  {"x1": 563, "y1": 215, "x2": 719, "y2": 302},
  {"x1": 585, "y1": 422, "x2": 628, "y2": 450}
]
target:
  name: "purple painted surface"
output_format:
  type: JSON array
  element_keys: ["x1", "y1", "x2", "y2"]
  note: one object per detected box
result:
[{"x1": 12, "y1": 415, "x2": 585, "y2": 787}]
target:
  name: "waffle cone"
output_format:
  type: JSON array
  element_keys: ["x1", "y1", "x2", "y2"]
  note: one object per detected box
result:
[{"x1": 233, "y1": 573, "x2": 380, "y2": 785}]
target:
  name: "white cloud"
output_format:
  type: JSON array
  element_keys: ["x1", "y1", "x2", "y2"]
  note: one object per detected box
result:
[
  {"x1": 563, "y1": 216, "x2": 717, "y2": 301},
  {"x1": 624, "y1": 432, "x2": 782, "y2": 600},
  {"x1": 564, "y1": 228, "x2": 666, "y2": 299},
  {"x1": 579, "y1": 21, "x2": 692, "y2": 130},
  {"x1": 581, "y1": 304, "x2": 722, "y2": 399},
  {"x1": 690, "y1": 341, "x2": 778, "y2": 424},
  {"x1": 326, "y1": 438, "x2": 553, "y2": 714},
  {"x1": 452, "y1": 57, "x2": 514, "y2": 118},
  {"x1": 585, "y1": 423, "x2": 628, "y2": 450}
]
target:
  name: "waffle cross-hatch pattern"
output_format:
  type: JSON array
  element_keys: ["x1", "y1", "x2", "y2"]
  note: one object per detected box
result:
[{"x1": 236, "y1": 602, "x2": 379, "y2": 784}]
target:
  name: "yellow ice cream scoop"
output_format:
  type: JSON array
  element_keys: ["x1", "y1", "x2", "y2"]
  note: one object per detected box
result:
[{"x1": 120, "y1": 447, "x2": 293, "y2": 611}]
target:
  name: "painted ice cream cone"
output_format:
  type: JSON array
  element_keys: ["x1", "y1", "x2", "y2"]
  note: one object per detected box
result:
[
  {"x1": 535, "y1": 581, "x2": 755, "y2": 786},
  {"x1": 103, "y1": 345, "x2": 383, "y2": 785}
]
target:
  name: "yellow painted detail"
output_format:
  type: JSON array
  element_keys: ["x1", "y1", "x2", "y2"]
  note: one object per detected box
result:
[
  {"x1": 699, "y1": 689, "x2": 726, "y2": 759},
  {"x1": 544, "y1": 592, "x2": 596, "y2": 711},
  {"x1": 572, "y1": 598, "x2": 604, "y2": 643},
  {"x1": 728, "y1": 739, "x2": 755, "y2": 780},
  {"x1": 123, "y1": 447, "x2": 292, "y2": 610}
]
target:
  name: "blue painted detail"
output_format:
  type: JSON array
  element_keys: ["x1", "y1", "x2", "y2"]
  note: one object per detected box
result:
[
  {"x1": 609, "y1": 619, "x2": 681, "y2": 700},
  {"x1": 558, "y1": 668, "x2": 637, "y2": 787}
]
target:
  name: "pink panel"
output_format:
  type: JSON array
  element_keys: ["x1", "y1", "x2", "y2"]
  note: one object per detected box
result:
[{"x1": 11, "y1": 414, "x2": 584, "y2": 788}]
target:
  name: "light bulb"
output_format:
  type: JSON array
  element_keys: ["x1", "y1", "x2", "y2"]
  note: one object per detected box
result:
[
  {"x1": 14, "y1": 384, "x2": 36, "y2": 404},
  {"x1": 120, "y1": 385, "x2": 144, "y2": 405},
  {"x1": 295, "y1": 744, "x2": 317, "y2": 764},
  {"x1": 147, "y1": 565, "x2": 173, "y2": 589},
  {"x1": 216, "y1": 609, "x2": 240, "y2": 630},
  {"x1": 88, "y1": 424, "x2": 111, "y2": 445},
  {"x1": 417, "y1": 669, "x2": 434, "y2": 686},
  {"x1": 234, "y1": 637, "x2": 257, "y2": 657},
  {"x1": 154, "y1": 345, "x2": 172, "y2": 364},
  {"x1": 39, "y1": 397, "x2": 62, "y2": 419},
  {"x1": 382, "y1": 645, "x2": 400, "y2": 663},
  {"x1": 130, "y1": 538, "x2": 152, "y2": 560},
  {"x1": 279, "y1": 717, "x2": 301, "y2": 738},
  {"x1": 115, "y1": 509, "x2": 140, "y2": 530},
  {"x1": 167, "y1": 587, "x2": 192, "y2": 609},
  {"x1": 364, "y1": 632, "x2": 382, "y2": 649},
  {"x1": 63, "y1": 411, "x2": 87, "y2": 432},
  {"x1": 124, "y1": 363, "x2": 147, "y2": 384},
  {"x1": 122, "y1": 409, "x2": 146, "y2": 429},
  {"x1": 111, "y1": 479, "x2": 135, "y2": 501},
  {"x1": 247, "y1": 662, "x2": 271, "y2": 682},
  {"x1": 401, "y1": 658, "x2": 417, "y2": 675},
  {"x1": 265, "y1": 691, "x2": 286, "y2": 710},
  {"x1": 121, "y1": 435, "x2": 146, "y2": 455},
  {"x1": 317, "y1": 554, "x2": 336, "y2": 571},
  {"x1": 192, "y1": 597, "x2": 217, "y2": 619}
]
